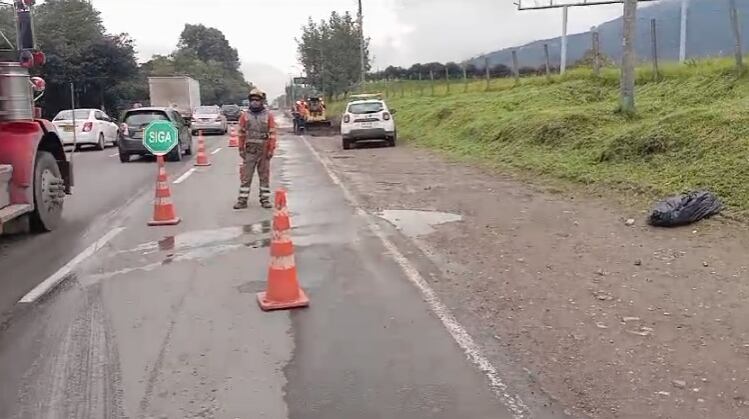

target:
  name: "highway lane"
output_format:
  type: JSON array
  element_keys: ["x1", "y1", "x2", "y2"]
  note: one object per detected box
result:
[
  {"x1": 0, "y1": 118, "x2": 535, "y2": 418},
  {"x1": 0, "y1": 136, "x2": 228, "y2": 328}
]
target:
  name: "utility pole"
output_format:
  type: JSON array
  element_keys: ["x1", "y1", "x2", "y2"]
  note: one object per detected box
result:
[
  {"x1": 358, "y1": 0, "x2": 366, "y2": 86},
  {"x1": 592, "y1": 31, "x2": 601, "y2": 77},
  {"x1": 512, "y1": 50, "x2": 520, "y2": 82},
  {"x1": 729, "y1": 0, "x2": 743, "y2": 76},
  {"x1": 544, "y1": 43, "x2": 551, "y2": 79},
  {"x1": 561, "y1": 5, "x2": 569, "y2": 74},
  {"x1": 679, "y1": 0, "x2": 688, "y2": 63},
  {"x1": 620, "y1": 0, "x2": 638, "y2": 114}
]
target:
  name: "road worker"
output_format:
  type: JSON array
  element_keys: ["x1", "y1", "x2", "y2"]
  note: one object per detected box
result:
[{"x1": 234, "y1": 87, "x2": 277, "y2": 210}]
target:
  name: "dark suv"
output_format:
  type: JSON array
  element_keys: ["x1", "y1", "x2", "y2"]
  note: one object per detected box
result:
[
  {"x1": 221, "y1": 104, "x2": 242, "y2": 122},
  {"x1": 118, "y1": 107, "x2": 193, "y2": 163}
]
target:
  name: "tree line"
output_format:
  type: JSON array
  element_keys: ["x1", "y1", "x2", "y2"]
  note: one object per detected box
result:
[{"x1": 0, "y1": 0, "x2": 251, "y2": 118}]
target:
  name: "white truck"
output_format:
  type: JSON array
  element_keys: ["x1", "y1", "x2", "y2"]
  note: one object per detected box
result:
[{"x1": 148, "y1": 76, "x2": 201, "y2": 122}]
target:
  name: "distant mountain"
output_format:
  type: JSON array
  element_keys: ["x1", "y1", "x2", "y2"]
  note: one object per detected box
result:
[{"x1": 468, "y1": 0, "x2": 749, "y2": 69}]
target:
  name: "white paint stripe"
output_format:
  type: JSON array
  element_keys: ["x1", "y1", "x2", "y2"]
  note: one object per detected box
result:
[
  {"x1": 211, "y1": 147, "x2": 223, "y2": 155},
  {"x1": 173, "y1": 168, "x2": 196, "y2": 184},
  {"x1": 19, "y1": 227, "x2": 126, "y2": 304},
  {"x1": 108, "y1": 153, "x2": 119, "y2": 158},
  {"x1": 300, "y1": 136, "x2": 529, "y2": 418}
]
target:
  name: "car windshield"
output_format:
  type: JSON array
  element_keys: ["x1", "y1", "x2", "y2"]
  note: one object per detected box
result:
[
  {"x1": 196, "y1": 106, "x2": 219, "y2": 114},
  {"x1": 348, "y1": 102, "x2": 384, "y2": 114},
  {"x1": 54, "y1": 110, "x2": 91, "y2": 121},
  {"x1": 124, "y1": 111, "x2": 169, "y2": 128}
]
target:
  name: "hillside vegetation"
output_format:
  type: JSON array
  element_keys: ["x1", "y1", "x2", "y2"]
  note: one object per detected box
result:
[{"x1": 344, "y1": 59, "x2": 749, "y2": 215}]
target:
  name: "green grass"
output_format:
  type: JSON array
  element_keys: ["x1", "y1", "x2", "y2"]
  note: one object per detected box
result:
[{"x1": 332, "y1": 58, "x2": 749, "y2": 215}]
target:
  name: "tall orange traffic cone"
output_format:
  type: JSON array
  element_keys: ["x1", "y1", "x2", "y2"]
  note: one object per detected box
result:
[
  {"x1": 194, "y1": 131, "x2": 212, "y2": 167},
  {"x1": 228, "y1": 126, "x2": 239, "y2": 147},
  {"x1": 148, "y1": 155, "x2": 181, "y2": 226},
  {"x1": 257, "y1": 189, "x2": 309, "y2": 311}
]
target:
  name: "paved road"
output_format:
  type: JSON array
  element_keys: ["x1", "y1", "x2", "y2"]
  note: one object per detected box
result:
[{"x1": 0, "y1": 117, "x2": 554, "y2": 418}]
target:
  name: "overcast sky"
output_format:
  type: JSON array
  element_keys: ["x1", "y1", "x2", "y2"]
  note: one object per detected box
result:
[{"x1": 91, "y1": 0, "x2": 630, "y2": 98}]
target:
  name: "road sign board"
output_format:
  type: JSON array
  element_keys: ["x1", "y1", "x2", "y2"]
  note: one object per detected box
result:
[
  {"x1": 293, "y1": 77, "x2": 308, "y2": 85},
  {"x1": 143, "y1": 120, "x2": 179, "y2": 156}
]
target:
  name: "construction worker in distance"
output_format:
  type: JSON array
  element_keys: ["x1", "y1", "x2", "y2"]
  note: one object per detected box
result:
[{"x1": 234, "y1": 87, "x2": 277, "y2": 210}]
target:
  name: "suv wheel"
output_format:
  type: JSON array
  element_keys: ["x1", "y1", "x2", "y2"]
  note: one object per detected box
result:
[{"x1": 343, "y1": 138, "x2": 352, "y2": 150}]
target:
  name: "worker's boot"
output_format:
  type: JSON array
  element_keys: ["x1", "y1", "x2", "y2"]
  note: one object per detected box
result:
[
  {"x1": 260, "y1": 199, "x2": 272, "y2": 209},
  {"x1": 233, "y1": 197, "x2": 248, "y2": 210}
]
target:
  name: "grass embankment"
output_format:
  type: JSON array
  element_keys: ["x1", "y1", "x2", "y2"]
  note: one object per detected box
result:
[{"x1": 341, "y1": 59, "x2": 749, "y2": 215}]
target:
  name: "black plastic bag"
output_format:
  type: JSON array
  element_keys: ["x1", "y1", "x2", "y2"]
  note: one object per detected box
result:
[{"x1": 648, "y1": 191, "x2": 722, "y2": 227}]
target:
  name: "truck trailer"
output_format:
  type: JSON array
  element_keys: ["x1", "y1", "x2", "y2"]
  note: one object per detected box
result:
[{"x1": 148, "y1": 76, "x2": 201, "y2": 122}]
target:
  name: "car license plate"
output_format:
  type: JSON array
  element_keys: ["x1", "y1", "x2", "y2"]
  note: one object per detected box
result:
[
  {"x1": 361, "y1": 122, "x2": 373, "y2": 128},
  {"x1": 62, "y1": 126, "x2": 73, "y2": 132}
]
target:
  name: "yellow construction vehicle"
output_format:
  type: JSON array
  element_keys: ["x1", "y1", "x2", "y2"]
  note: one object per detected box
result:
[{"x1": 304, "y1": 96, "x2": 331, "y2": 128}]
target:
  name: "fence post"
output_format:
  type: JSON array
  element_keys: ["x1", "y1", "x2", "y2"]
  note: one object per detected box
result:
[
  {"x1": 592, "y1": 32, "x2": 601, "y2": 77},
  {"x1": 419, "y1": 72, "x2": 424, "y2": 96},
  {"x1": 729, "y1": 0, "x2": 743, "y2": 76},
  {"x1": 544, "y1": 43, "x2": 551, "y2": 80},
  {"x1": 430, "y1": 70, "x2": 435, "y2": 96},
  {"x1": 651, "y1": 18, "x2": 659, "y2": 81},
  {"x1": 512, "y1": 50, "x2": 520, "y2": 83},
  {"x1": 445, "y1": 66, "x2": 450, "y2": 94},
  {"x1": 485, "y1": 56, "x2": 490, "y2": 91},
  {"x1": 463, "y1": 65, "x2": 468, "y2": 93}
]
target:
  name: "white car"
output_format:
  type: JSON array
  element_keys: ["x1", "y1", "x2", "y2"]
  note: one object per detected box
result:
[
  {"x1": 340, "y1": 98, "x2": 396, "y2": 150},
  {"x1": 52, "y1": 109, "x2": 119, "y2": 150},
  {"x1": 191, "y1": 105, "x2": 228, "y2": 135}
]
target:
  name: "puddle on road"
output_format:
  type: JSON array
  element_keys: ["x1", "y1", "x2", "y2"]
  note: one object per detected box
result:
[
  {"x1": 378, "y1": 209, "x2": 462, "y2": 237},
  {"x1": 82, "y1": 222, "x2": 275, "y2": 285}
]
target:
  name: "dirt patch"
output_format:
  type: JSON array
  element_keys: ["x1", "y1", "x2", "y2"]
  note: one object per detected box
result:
[{"x1": 308, "y1": 135, "x2": 749, "y2": 419}]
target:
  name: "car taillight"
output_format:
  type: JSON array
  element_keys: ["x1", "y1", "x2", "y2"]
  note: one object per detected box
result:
[
  {"x1": 120, "y1": 123, "x2": 129, "y2": 135},
  {"x1": 82, "y1": 122, "x2": 93, "y2": 132},
  {"x1": 383, "y1": 112, "x2": 391, "y2": 121},
  {"x1": 343, "y1": 114, "x2": 350, "y2": 123}
]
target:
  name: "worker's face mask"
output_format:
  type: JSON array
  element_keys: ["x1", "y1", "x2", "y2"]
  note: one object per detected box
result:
[{"x1": 249, "y1": 98, "x2": 263, "y2": 112}]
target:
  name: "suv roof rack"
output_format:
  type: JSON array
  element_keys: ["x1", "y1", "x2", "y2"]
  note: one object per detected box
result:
[{"x1": 349, "y1": 93, "x2": 383, "y2": 100}]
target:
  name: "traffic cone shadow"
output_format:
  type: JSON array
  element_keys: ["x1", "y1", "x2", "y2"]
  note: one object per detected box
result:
[
  {"x1": 194, "y1": 131, "x2": 212, "y2": 167},
  {"x1": 257, "y1": 189, "x2": 309, "y2": 311},
  {"x1": 228, "y1": 127, "x2": 239, "y2": 148},
  {"x1": 148, "y1": 155, "x2": 181, "y2": 226}
]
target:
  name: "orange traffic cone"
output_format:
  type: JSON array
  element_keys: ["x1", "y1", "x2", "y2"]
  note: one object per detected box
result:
[
  {"x1": 148, "y1": 155, "x2": 181, "y2": 226},
  {"x1": 228, "y1": 126, "x2": 239, "y2": 147},
  {"x1": 194, "y1": 131, "x2": 212, "y2": 167},
  {"x1": 257, "y1": 189, "x2": 309, "y2": 311}
]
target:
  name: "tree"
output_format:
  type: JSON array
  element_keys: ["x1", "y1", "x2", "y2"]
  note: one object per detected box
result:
[
  {"x1": 296, "y1": 11, "x2": 370, "y2": 97},
  {"x1": 141, "y1": 24, "x2": 251, "y2": 106},
  {"x1": 177, "y1": 24, "x2": 240, "y2": 71}
]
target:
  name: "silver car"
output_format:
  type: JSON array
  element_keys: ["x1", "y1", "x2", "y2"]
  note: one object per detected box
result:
[{"x1": 191, "y1": 105, "x2": 228, "y2": 135}]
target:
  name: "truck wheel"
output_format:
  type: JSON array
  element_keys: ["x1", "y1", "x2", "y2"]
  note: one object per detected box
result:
[{"x1": 30, "y1": 151, "x2": 65, "y2": 232}]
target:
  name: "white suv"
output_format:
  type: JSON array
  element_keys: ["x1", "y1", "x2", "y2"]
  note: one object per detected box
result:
[{"x1": 340, "y1": 99, "x2": 396, "y2": 150}]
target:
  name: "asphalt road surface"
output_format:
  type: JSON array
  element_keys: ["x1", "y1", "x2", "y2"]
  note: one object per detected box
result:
[{"x1": 0, "y1": 116, "x2": 561, "y2": 418}]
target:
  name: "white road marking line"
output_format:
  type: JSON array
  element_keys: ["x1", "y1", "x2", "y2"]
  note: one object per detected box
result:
[
  {"x1": 19, "y1": 227, "x2": 126, "y2": 304},
  {"x1": 300, "y1": 136, "x2": 529, "y2": 419},
  {"x1": 108, "y1": 153, "x2": 119, "y2": 158},
  {"x1": 211, "y1": 147, "x2": 223, "y2": 155},
  {"x1": 173, "y1": 168, "x2": 196, "y2": 184}
]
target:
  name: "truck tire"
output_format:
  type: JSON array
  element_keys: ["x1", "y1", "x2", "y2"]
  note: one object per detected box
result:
[{"x1": 30, "y1": 151, "x2": 65, "y2": 232}]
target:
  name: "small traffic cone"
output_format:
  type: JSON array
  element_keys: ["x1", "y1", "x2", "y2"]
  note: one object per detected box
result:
[
  {"x1": 257, "y1": 189, "x2": 309, "y2": 311},
  {"x1": 194, "y1": 131, "x2": 212, "y2": 167},
  {"x1": 148, "y1": 155, "x2": 181, "y2": 226},
  {"x1": 228, "y1": 126, "x2": 239, "y2": 147}
]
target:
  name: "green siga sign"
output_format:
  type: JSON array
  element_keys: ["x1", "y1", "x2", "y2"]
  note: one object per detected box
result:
[{"x1": 143, "y1": 120, "x2": 179, "y2": 156}]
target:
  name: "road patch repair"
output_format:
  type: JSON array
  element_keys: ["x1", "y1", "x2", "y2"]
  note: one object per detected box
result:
[{"x1": 378, "y1": 209, "x2": 462, "y2": 237}]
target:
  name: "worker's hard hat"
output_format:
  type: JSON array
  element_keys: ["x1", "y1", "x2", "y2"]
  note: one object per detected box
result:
[{"x1": 248, "y1": 88, "x2": 265, "y2": 99}]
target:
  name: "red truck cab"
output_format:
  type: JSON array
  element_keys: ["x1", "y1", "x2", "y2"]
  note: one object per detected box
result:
[{"x1": 0, "y1": 0, "x2": 72, "y2": 234}]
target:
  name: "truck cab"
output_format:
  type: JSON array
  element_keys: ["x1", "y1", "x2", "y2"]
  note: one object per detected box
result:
[{"x1": 0, "y1": 0, "x2": 72, "y2": 234}]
